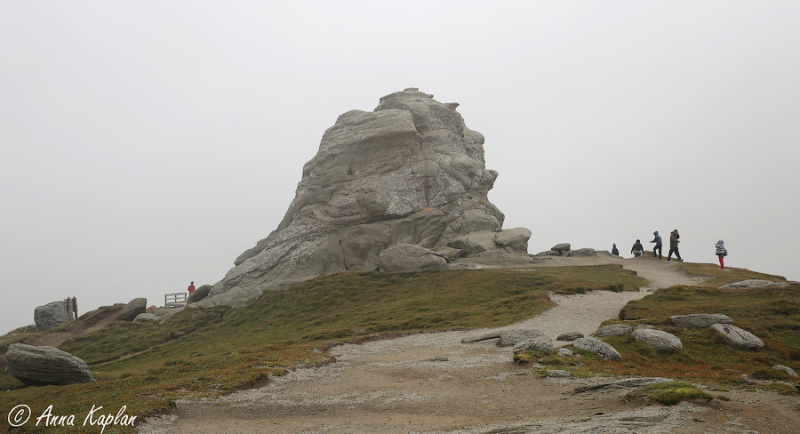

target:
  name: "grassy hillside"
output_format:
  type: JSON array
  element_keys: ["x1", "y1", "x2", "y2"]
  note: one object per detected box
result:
[
  {"x1": 1, "y1": 263, "x2": 796, "y2": 433},
  {"x1": 518, "y1": 265, "x2": 800, "y2": 395}
]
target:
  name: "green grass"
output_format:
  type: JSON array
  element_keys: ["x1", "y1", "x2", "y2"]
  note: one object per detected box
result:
[
  {"x1": 0, "y1": 266, "x2": 646, "y2": 433},
  {"x1": 4, "y1": 264, "x2": 796, "y2": 431},
  {"x1": 635, "y1": 381, "x2": 712, "y2": 405},
  {"x1": 565, "y1": 283, "x2": 800, "y2": 390}
]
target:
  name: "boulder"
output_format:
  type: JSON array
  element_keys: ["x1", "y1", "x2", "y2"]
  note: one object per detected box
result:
[
  {"x1": 595, "y1": 324, "x2": 632, "y2": 337},
  {"x1": 567, "y1": 248, "x2": 598, "y2": 257},
  {"x1": 187, "y1": 284, "x2": 212, "y2": 304},
  {"x1": 158, "y1": 306, "x2": 184, "y2": 322},
  {"x1": 773, "y1": 365, "x2": 798, "y2": 377},
  {"x1": 447, "y1": 231, "x2": 500, "y2": 256},
  {"x1": 134, "y1": 313, "x2": 161, "y2": 323},
  {"x1": 5, "y1": 343, "x2": 95, "y2": 386},
  {"x1": 572, "y1": 337, "x2": 621, "y2": 361},
  {"x1": 34, "y1": 301, "x2": 70, "y2": 329},
  {"x1": 710, "y1": 324, "x2": 765, "y2": 349},
  {"x1": 189, "y1": 286, "x2": 263, "y2": 309},
  {"x1": 497, "y1": 329, "x2": 545, "y2": 347},
  {"x1": 556, "y1": 331, "x2": 584, "y2": 341},
  {"x1": 493, "y1": 228, "x2": 531, "y2": 252},
  {"x1": 434, "y1": 246, "x2": 463, "y2": 259},
  {"x1": 512, "y1": 336, "x2": 555, "y2": 355},
  {"x1": 632, "y1": 329, "x2": 683, "y2": 353},
  {"x1": 557, "y1": 348, "x2": 575, "y2": 357},
  {"x1": 378, "y1": 243, "x2": 448, "y2": 272},
  {"x1": 551, "y1": 243, "x2": 571, "y2": 254},
  {"x1": 461, "y1": 331, "x2": 501, "y2": 344},
  {"x1": 117, "y1": 298, "x2": 147, "y2": 322},
  {"x1": 209, "y1": 89, "x2": 532, "y2": 299},
  {"x1": 572, "y1": 378, "x2": 671, "y2": 394},
  {"x1": 718, "y1": 280, "x2": 789, "y2": 289},
  {"x1": 669, "y1": 314, "x2": 733, "y2": 328},
  {"x1": 547, "y1": 370, "x2": 571, "y2": 378}
]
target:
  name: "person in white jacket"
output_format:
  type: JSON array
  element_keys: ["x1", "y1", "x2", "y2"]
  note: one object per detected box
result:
[{"x1": 715, "y1": 240, "x2": 727, "y2": 270}]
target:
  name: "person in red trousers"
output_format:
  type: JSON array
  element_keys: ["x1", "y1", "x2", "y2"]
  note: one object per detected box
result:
[{"x1": 715, "y1": 240, "x2": 727, "y2": 270}]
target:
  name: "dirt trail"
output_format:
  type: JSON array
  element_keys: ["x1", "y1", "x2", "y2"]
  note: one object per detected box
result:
[{"x1": 139, "y1": 257, "x2": 799, "y2": 434}]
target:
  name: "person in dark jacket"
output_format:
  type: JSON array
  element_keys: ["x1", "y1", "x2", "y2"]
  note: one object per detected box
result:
[
  {"x1": 650, "y1": 231, "x2": 662, "y2": 259},
  {"x1": 631, "y1": 240, "x2": 644, "y2": 257},
  {"x1": 668, "y1": 229, "x2": 683, "y2": 262},
  {"x1": 611, "y1": 244, "x2": 619, "y2": 256}
]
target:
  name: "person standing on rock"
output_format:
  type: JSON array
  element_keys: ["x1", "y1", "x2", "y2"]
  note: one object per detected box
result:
[
  {"x1": 187, "y1": 281, "x2": 195, "y2": 294},
  {"x1": 668, "y1": 229, "x2": 683, "y2": 262},
  {"x1": 650, "y1": 231, "x2": 663, "y2": 259},
  {"x1": 611, "y1": 244, "x2": 619, "y2": 256},
  {"x1": 715, "y1": 240, "x2": 727, "y2": 270},
  {"x1": 631, "y1": 239, "x2": 644, "y2": 257}
]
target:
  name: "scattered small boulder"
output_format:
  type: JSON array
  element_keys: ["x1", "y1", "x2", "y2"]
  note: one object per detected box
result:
[
  {"x1": 669, "y1": 314, "x2": 733, "y2": 328},
  {"x1": 594, "y1": 324, "x2": 632, "y2": 337},
  {"x1": 187, "y1": 284, "x2": 212, "y2": 304},
  {"x1": 117, "y1": 298, "x2": 147, "y2": 322},
  {"x1": 634, "y1": 324, "x2": 655, "y2": 330},
  {"x1": 461, "y1": 331, "x2": 501, "y2": 344},
  {"x1": 547, "y1": 370, "x2": 571, "y2": 378},
  {"x1": 773, "y1": 365, "x2": 798, "y2": 377},
  {"x1": 34, "y1": 301, "x2": 71, "y2": 329},
  {"x1": 447, "y1": 231, "x2": 499, "y2": 256},
  {"x1": 497, "y1": 329, "x2": 545, "y2": 347},
  {"x1": 556, "y1": 331, "x2": 584, "y2": 341},
  {"x1": 572, "y1": 377, "x2": 671, "y2": 394},
  {"x1": 567, "y1": 248, "x2": 598, "y2": 257},
  {"x1": 718, "y1": 280, "x2": 789, "y2": 289},
  {"x1": 632, "y1": 329, "x2": 683, "y2": 354},
  {"x1": 493, "y1": 228, "x2": 532, "y2": 252},
  {"x1": 572, "y1": 337, "x2": 621, "y2": 361},
  {"x1": 551, "y1": 243, "x2": 571, "y2": 256},
  {"x1": 189, "y1": 286, "x2": 263, "y2": 309},
  {"x1": 134, "y1": 313, "x2": 161, "y2": 323},
  {"x1": 378, "y1": 243, "x2": 449, "y2": 272},
  {"x1": 512, "y1": 336, "x2": 554, "y2": 355},
  {"x1": 5, "y1": 343, "x2": 95, "y2": 386},
  {"x1": 710, "y1": 324, "x2": 765, "y2": 349},
  {"x1": 557, "y1": 348, "x2": 575, "y2": 358}
]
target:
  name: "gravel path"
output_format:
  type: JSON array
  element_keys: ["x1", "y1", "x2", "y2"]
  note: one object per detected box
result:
[{"x1": 138, "y1": 257, "x2": 798, "y2": 434}]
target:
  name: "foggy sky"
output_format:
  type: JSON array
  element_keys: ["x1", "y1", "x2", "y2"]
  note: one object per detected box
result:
[{"x1": 2, "y1": 1, "x2": 799, "y2": 334}]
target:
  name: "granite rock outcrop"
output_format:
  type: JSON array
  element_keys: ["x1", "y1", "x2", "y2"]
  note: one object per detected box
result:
[
  {"x1": 209, "y1": 89, "x2": 531, "y2": 298},
  {"x1": 5, "y1": 343, "x2": 95, "y2": 386}
]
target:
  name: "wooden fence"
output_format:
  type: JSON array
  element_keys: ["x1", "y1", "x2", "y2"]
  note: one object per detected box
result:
[{"x1": 164, "y1": 292, "x2": 187, "y2": 307}]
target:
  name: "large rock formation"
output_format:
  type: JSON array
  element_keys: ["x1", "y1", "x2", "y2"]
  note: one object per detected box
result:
[{"x1": 210, "y1": 88, "x2": 531, "y2": 298}]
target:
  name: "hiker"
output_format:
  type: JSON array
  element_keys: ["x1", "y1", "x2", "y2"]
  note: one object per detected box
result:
[
  {"x1": 715, "y1": 240, "x2": 727, "y2": 270},
  {"x1": 668, "y1": 229, "x2": 683, "y2": 262},
  {"x1": 650, "y1": 231, "x2": 663, "y2": 259},
  {"x1": 611, "y1": 244, "x2": 619, "y2": 256},
  {"x1": 631, "y1": 239, "x2": 644, "y2": 257},
  {"x1": 187, "y1": 281, "x2": 195, "y2": 294}
]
